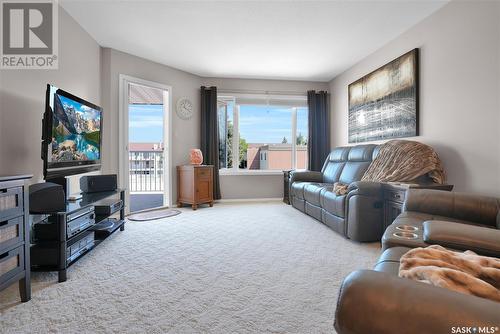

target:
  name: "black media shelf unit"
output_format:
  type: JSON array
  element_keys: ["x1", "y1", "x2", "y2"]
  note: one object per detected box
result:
[{"x1": 30, "y1": 189, "x2": 125, "y2": 282}]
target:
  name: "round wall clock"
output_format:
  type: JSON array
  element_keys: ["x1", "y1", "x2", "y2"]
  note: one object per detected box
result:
[{"x1": 176, "y1": 97, "x2": 193, "y2": 120}]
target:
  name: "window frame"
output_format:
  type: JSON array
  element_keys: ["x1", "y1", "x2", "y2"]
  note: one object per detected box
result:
[{"x1": 218, "y1": 95, "x2": 308, "y2": 174}]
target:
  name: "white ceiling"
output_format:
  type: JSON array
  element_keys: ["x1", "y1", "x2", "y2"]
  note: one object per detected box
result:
[{"x1": 60, "y1": 0, "x2": 448, "y2": 82}]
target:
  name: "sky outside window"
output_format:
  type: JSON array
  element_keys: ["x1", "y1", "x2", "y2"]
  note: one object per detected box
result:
[
  {"x1": 129, "y1": 103, "x2": 306, "y2": 144},
  {"x1": 129, "y1": 104, "x2": 163, "y2": 142},
  {"x1": 239, "y1": 105, "x2": 307, "y2": 143}
]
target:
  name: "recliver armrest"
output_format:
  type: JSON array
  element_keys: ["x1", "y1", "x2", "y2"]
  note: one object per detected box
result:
[
  {"x1": 347, "y1": 181, "x2": 383, "y2": 197},
  {"x1": 289, "y1": 171, "x2": 323, "y2": 184},
  {"x1": 423, "y1": 220, "x2": 500, "y2": 257}
]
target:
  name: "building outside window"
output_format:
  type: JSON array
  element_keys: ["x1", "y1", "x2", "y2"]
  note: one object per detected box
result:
[
  {"x1": 128, "y1": 142, "x2": 164, "y2": 191},
  {"x1": 218, "y1": 94, "x2": 308, "y2": 172}
]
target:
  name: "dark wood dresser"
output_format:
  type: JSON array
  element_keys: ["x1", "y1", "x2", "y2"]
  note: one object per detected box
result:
[
  {"x1": 382, "y1": 182, "x2": 454, "y2": 230},
  {"x1": 177, "y1": 165, "x2": 214, "y2": 210},
  {"x1": 283, "y1": 170, "x2": 293, "y2": 204},
  {"x1": 0, "y1": 175, "x2": 32, "y2": 302}
]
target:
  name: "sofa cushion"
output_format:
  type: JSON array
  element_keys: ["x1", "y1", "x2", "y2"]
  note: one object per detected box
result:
[
  {"x1": 423, "y1": 220, "x2": 500, "y2": 257},
  {"x1": 305, "y1": 202, "x2": 322, "y2": 221},
  {"x1": 291, "y1": 197, "x2": 305, "y2": 212},
  {"x1": 348, "y1": 144, "x2": 377, "y2": 162},
  {"x1": 322, "y1": 209, "x2": 345, "y2": 234},
  {"x1": 374, "y1": 247, "x2": 412, "y2": 275},
  {"x1": 320, "y1": 189, "x2": 347, "y2": 218},
  {"x1": 321, "y1": 147, "x2": 350, "y2": 184},
  {"x1": 394, "y1": 211, "x2": 485, "y2": 229},
  {"x1": 338, "y1": 145, "x2": 376, "y2": 184},
  {"x1": 304, "y1": 183, "x2": 331, "y2": 206},
  {"x1": 404, "y1": 189, "x2": 500, "y2": 228},
  {"x1": 376, "y1": 247, "x2": 411, "y2": 265},
  {"x1": 373, "y1": 261, "x2": 400, "y2": 274},
  {"x1": 290, "y1": 182, "x2": 308, "y2": 200},
  {"x1": 339, "y1": 161, "x2": 372, "y2": 184}
]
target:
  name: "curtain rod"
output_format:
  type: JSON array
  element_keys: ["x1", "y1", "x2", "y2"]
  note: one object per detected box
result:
[{"x1": 217, "y1": 88, "x2": 307, "y2": 97}]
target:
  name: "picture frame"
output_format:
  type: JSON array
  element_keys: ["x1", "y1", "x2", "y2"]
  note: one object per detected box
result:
[{"x1": 348, "y1": 48, "x2": 419, "y2": 143}]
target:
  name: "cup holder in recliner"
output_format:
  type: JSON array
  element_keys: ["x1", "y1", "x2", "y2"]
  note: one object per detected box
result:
[
  {"x1": 393, "y1": 231, "x2": 418, "y2": 240},
  {"x1": 396, "y1": 225, "x2": 418, "y2": 232}
]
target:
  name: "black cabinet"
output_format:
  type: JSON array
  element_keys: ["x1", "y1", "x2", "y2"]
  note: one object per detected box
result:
[
  {"x1": 283, "y1": 170, "x2": 293, "y2": 205},
  {"x1": 0, "y1": 175, "x2": 32, "y2": 302},
  {"x1": 382, "y1": 183, "x2": 454, "y2": 230}
]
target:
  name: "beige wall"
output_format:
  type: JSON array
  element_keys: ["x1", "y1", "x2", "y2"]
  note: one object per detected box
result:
[
  {"x1": 0, "y1": 8, "x2": 102, "y2": 193},
  {"x1": 202, "y1": 77, "x2": 328, "y2": 199},
  {"x1": 220, "y1": 175, "x2": 284, "y2": 200},
  {"x1": 100, "y1": 48, "x2": 201, "y2": 202},
  {"x1": 329, "y1": 1, "x2": 500, "y2": 196},
  {"x1": 7, "y1": 2, "x2": 494, "y2": 202},
  {"x1": 0, "y1": 18, "x2": 325, "y2": 201}
]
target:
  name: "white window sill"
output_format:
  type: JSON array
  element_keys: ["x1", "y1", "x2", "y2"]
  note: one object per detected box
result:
[{"x1": 219, "y1": 169, "x2": 284, "y2": 176}]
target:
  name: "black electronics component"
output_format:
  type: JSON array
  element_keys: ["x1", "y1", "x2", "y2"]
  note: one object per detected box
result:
[
  {"x1": 80, "y1": 174, "x2": 117, "y2": 193},
  {"x1": 32, "y1": 206, "x2": 95, "y2": 241},
  {"x1": 29, "y1": 182, "x2": 66, "y2": 213},
  {"x1": 42, "y1": 84, "x2": 102, "y2": 179},
  {"x1": 93, "y1": 198, "x2": 123, "y2": 216},
  {"x1": 90, "y1": 218, "x2": 124, "y2": 239},
  {"x1": 31, "y1": 231, "x2": 95, "y2": 267},
  {"x1": 66, "y1": 231, "x2": 95, "y2": 264}
]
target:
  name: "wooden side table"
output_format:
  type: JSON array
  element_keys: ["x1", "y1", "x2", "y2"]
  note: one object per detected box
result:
[
  {"x1": 382, "y1": 182, "x2": 454, "y2": 230},
  {"x1": 177, "y1": 165, "x2": 214, "y2": 210}
]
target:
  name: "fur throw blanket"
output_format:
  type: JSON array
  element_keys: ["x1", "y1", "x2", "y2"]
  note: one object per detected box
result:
[
  {"x1": 332, "y1": 182, "x2": 349, "y2": 195},
  {"x1": 399, "y1": 245, "x2": 500, "y2": 302},
  {"x1": 362, "y1": 140, "x2": 446, "y2": 184}
]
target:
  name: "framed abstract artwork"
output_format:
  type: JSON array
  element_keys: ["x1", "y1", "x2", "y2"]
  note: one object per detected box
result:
[{"x1": 348, "y1": 48, "x2": 419, "y2": 143}]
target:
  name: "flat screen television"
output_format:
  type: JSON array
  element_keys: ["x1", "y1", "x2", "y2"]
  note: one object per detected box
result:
[{"x1": 42, "y1": 84, "x2": 103, "y2": 179}]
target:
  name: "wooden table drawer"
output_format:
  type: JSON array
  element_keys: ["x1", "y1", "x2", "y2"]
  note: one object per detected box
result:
[
  {"x1": 384, "y1": 189, "x2": 406, "y2": 203},
  {"x1": 196, "y1": 168, "x2": 211, "y2": 180},
  {"x1": 0, "y1": 187, "x2": 23, "y2": 221},
  {"x1": 0, "y1": 216, "x2": 23, "y2": 254},
  {"x1": 0, "y1": 246, "x2": 24, "y2": 283}
]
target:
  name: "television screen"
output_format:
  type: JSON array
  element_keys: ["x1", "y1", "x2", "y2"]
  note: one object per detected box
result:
[{"x1": 43, "y1": 84, "x2": 102, "y2": 178}]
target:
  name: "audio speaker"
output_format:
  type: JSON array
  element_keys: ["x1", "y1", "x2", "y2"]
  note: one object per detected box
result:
[
  {"x1": 29, "y1": 182, "x2": 66, "y2": 214},
  {"x1": 80, "y1": 174, "x2": 117, "y2": 193}
]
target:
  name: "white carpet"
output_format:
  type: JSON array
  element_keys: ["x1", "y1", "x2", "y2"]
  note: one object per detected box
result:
[{"x1": 0, "y1": 202, "x2": 380, "y2": 334}]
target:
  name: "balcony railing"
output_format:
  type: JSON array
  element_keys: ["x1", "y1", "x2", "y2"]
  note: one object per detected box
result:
[{"x1": 129, "y1": 151, "x2": 164, "y2": 192}]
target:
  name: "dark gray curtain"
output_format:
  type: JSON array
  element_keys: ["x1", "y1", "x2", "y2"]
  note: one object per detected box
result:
[
  {"x1": 307, "y1": 90, "x2": 330, "y2": 172},
  {"x1": 200, "y1": 86, "x2": 221, "y2": 199}
]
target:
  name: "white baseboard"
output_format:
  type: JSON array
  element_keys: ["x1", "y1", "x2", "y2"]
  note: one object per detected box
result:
[{"x1": 217, "y1": 197, "x2": 283, "y2": 203}]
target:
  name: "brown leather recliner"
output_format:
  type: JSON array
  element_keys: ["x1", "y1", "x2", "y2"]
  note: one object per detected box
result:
[
  {"x1": 382, "y1": 189, "x2": 500, "y2": 255},
  {"x1": 334, "y1": 189, "x2": 500, "y2": 334},
  {"x1": 290, "y1": 144, "x2": 385, "y2": 242}
]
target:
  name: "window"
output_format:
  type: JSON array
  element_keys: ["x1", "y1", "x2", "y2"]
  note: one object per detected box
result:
[
  {"x1": 218, "y1": 94, "x2": 308, "y2": 171},
  {"x1": 296, "y1": 107, "x2": 308, "y2": 170},
  {"x1": 218, "y1": 98, "x2": 235, "y2": 169}
]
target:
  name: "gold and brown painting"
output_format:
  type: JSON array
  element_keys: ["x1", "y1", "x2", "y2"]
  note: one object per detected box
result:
[{"x1": 348, "y1": 49, "x2": 419, "y2": 143}]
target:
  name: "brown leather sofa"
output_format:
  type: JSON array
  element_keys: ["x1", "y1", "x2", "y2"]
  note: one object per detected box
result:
[
  {"x1": 382, "y1": 189, "x2": 500, "y2": 255},
  {"x1": 334, "y1": 189, "x2": 500, "y2": 334},
  {"x1": 290, "y1": 144, "x2": 385, "y2": 242}
]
